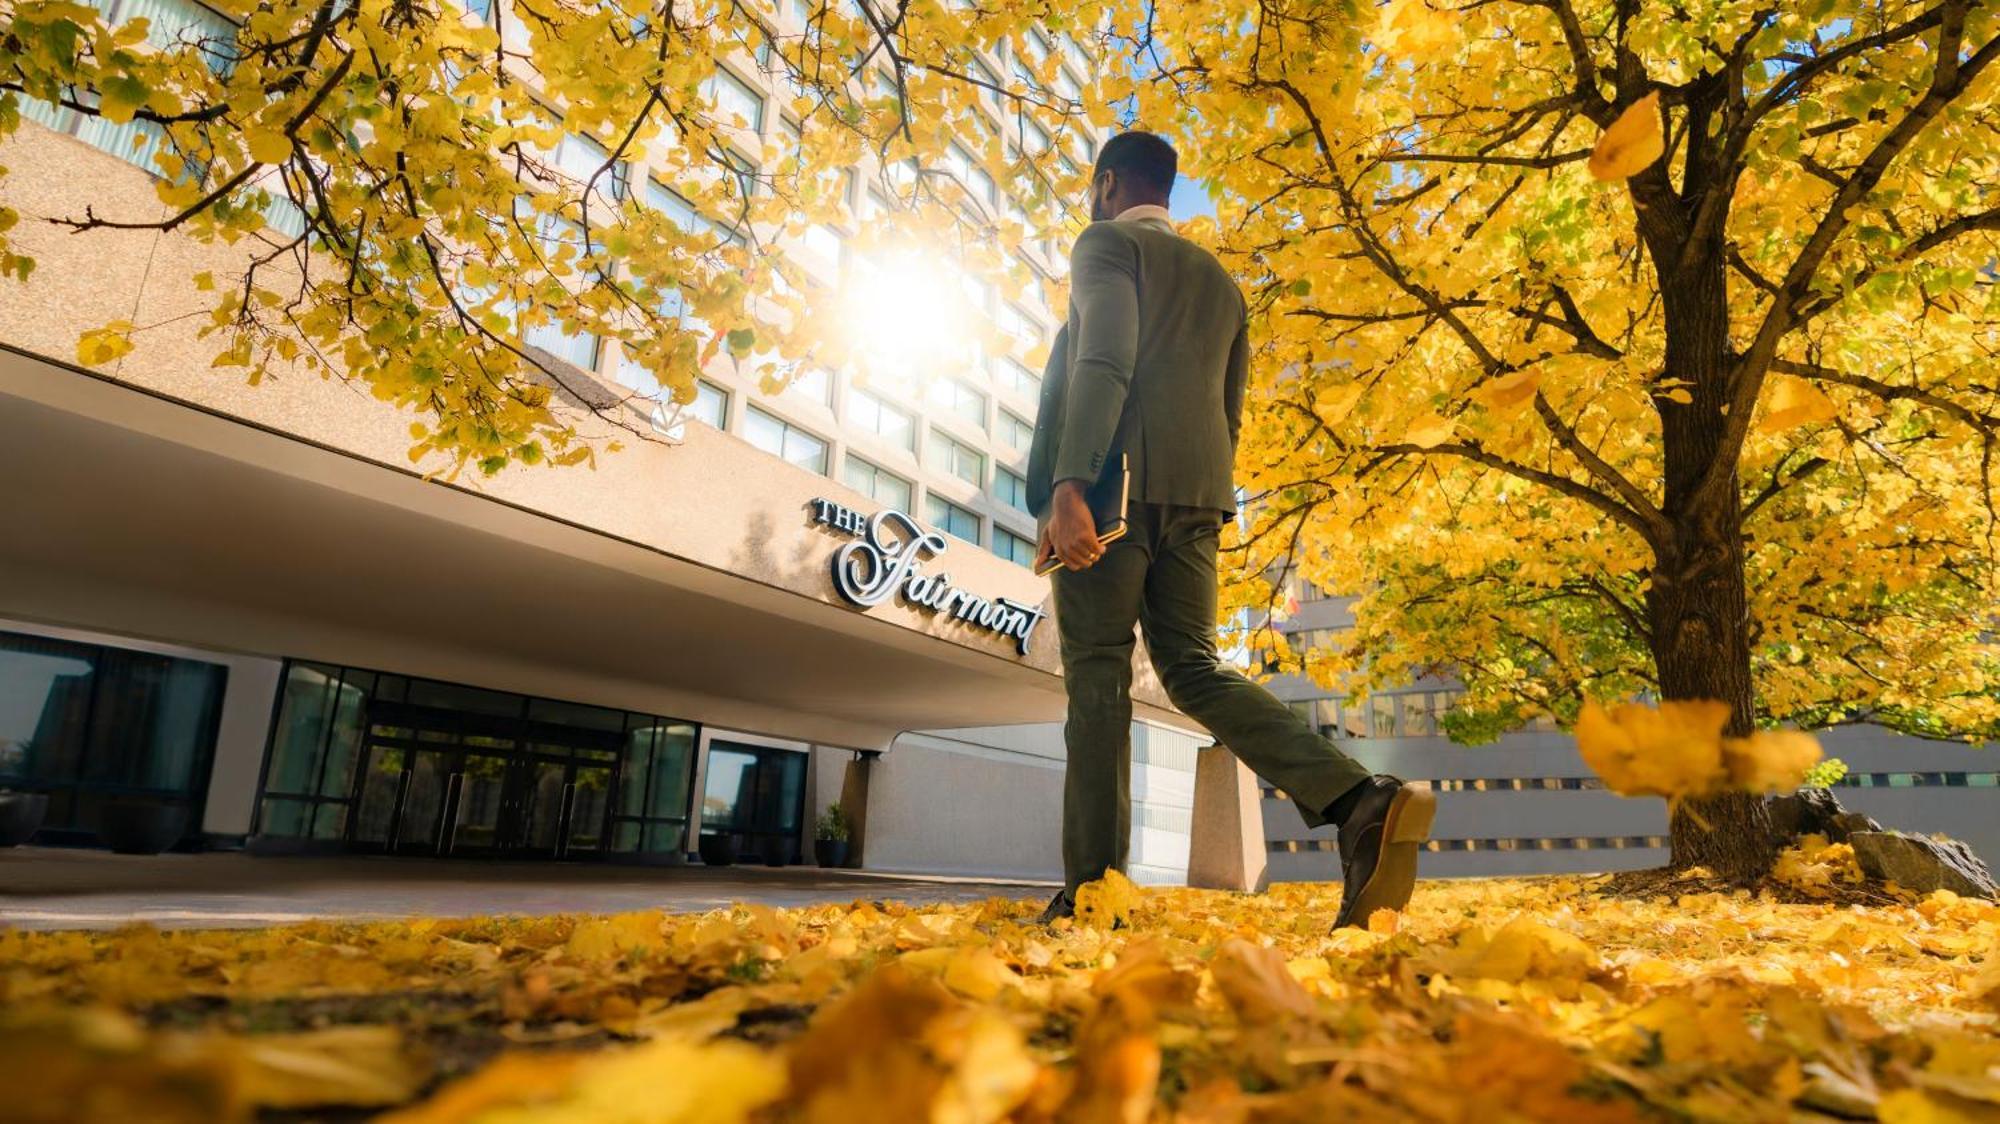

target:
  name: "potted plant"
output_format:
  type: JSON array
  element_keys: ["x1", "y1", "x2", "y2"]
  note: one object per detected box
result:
[
  {"x1": 97, "y1": 797, "x2": 189, "y2": 855},
  {"x1": 0, "y1": 789, "x2": 49, "y2": 848},
  {"x1": 814, "y1": 803, "x2": 852, "y2": 869}
]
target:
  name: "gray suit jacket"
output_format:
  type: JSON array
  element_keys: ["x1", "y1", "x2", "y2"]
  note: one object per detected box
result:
[{"x1": 1026, "y1": 214, "x2": 1248, "y2": 518}]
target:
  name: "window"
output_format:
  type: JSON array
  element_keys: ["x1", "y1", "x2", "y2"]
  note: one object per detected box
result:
[
  {"x1": 994, "y1": 527, "x2": 1037, "y2": 566},
  {"x1": 972, "y1": 57, "x2": 1002, "y2": 111},
  {"x1": 994, "y1": 466, "x2": 1029, "y2": 512},
  {"x1": 999, "y1": 410, "x2": 1034, "y2": 452},
  {"x1": 701, "y1": 740, "x2": 808, "y2": 862},
  {"x1": 999, "y1": 357, "x2": 1042, "y2": 399},
  {"x1": 0, "y1": 629, "x2": 227, "y2": 847},
  {"x1": 786, "y1": 365, "x2": 834, "y2": 406},
  {"x1": 801, "y1": 224, "x2": 844, "y2": 267},
  {"x1": 842, "y1": 456, "x2": 913, "y2": 510},
  {"x1": 932, "y1": 379, "x2": 987, "y2": 430},
  {"x1": 999, "y1": 303, "x2": 1042, "y2": 349},
  {"x1": 848, "y1": 386, "x2": 915, "y2": 451},
  {"x1": 930, "y1": 429, "x2": 985, "y2": 486},
  {"x1": 703, "y1": 67, "x2": 767, "y2": 132},
  {"x1": 525, "y1": 318, "x2": 601, "y2": 371},
  {"x1": 553, "y1": 134, "x2": 629, "y2": 200},
  {"x1": 925, "y1": 494, "x2": 982, "y2": 543},
  {"x1": 523, "y1": 216, "x2": 603, "y2": 368},
  {"x1": 689, "y1": 380, "x2": 729, "y2": 428},
  {"x1": 744, "y1": 406, "x2": 829, "y2": 474}
]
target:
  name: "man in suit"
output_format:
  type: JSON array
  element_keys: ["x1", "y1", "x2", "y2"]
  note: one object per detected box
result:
[{"x1": 1028, "y1": 131, "x2": 1434, "y2": 929}]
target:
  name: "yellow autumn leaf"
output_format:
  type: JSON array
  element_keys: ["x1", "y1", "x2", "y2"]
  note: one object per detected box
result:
[
  {"x1": 1074, "y1": 869, "x2": 1141, "y2": 929},
  {"x1": 76, "y1": 321, "x2": 137, "y2": 367},
  {"x1": 1446, "y1": 917, "x2": 1600, "y2": 985},
  {"x1": 246, "y1": 128, "x2": 295, "y2": 166},
  {"x1": 1758, "y1": 374, "x2": 1839, "y2": 433},
  {"x1": 1588, "y1": 92, "x2": 1664, "y2": 181},
  {"x1": 1375, "y1": 0, "x2": 1457, "y2": 57},
  {"x1": 235, "y1": 1026, "x2": 431, "y2": 1109},
  {"x1": 1210, "y1": 938, "x2": 1316, "y2": 1025},
  {"x1": 1878, "y1": 1088, "x2": 2000, "y2": 1124},
  {"x1": 1470, "y1": 369, "x2": 1542, "y2": 413},
  {"x1": 1573, "y1": 698, "x2": 1730, "y2": 798},
  {"x1": 1402, "y1": 411, "x2": 1458, "y2": 449},
  {"x1": 1719, "y1": 729, "x2": 1822, "y2": 792}
]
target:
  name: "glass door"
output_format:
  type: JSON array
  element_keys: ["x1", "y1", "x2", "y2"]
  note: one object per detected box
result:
[{"x1": 701, "y1": 741, "x2": 808, "y2": 864}]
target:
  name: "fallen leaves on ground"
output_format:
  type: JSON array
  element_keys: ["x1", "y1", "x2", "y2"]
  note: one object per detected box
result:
[{"x1": 2, "y1": 875, "x2": 1997, "y2": 1122}]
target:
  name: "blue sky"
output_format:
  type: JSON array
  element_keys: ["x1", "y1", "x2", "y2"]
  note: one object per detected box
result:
[{"x1": 1169, "y1": 175, "x2": 1217, "y2": 221}]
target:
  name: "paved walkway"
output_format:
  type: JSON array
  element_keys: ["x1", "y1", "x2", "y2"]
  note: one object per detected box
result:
[{"x1": 0, "y1": 847, "x2": 1055, "y2": 930}]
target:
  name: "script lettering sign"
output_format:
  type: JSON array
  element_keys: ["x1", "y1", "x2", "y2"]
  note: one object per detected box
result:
[{"x1": 809, "y1": 498, "x2": 1046, "y2": 656}]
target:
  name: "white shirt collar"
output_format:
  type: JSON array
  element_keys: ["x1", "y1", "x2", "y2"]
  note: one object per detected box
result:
[{"x1": 1113, "y1": 204, "x2": 1173, "y2": 225}]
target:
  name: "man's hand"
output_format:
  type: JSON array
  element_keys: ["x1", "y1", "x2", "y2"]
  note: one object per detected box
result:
[{"x1": 1039, "y1": 480, "x2": 1104, "y2": 572}]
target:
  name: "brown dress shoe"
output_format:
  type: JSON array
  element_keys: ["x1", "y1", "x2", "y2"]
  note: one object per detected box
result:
[{"x1": 1333, "y1": 777, "x2": 1436, "y2": 929}]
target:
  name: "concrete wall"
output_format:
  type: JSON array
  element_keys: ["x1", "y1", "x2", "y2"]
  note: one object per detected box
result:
[
  {"x1": 1261, "y1": 728, "x2": 2000, "y2": 883},
  {"x1": 857, "y1": 719, "x2": 1200, "y2": 885}
]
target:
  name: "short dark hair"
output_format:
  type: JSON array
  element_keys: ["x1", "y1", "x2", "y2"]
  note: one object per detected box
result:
[{"x1": 1094, "y1": 131, "x2": 1177, "y2": 196}]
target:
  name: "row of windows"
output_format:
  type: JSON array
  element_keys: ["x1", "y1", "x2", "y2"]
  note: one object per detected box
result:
[
  {"x1": 677, "y1": 384, "x2": 1037, "y2": 564},
  {"x1": 1268, "y1": 773, "x2": 2000, "y2": 804},
  {"x1": 1274, "y1": 836, "x2": 1669, "y2": 855}
]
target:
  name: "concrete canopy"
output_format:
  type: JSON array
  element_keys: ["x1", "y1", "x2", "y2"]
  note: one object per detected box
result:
[{"x1": 0, "y1": 346, "x2": 1186, "y2": 750}]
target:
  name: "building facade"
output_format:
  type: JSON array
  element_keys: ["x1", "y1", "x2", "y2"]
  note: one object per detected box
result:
[
  {"x1": 0, "y1": 0, "x2": 1203, "y2": 884},
  {"x1": 1256, "y1": 572, "x2": 2000, "y2": 880}
]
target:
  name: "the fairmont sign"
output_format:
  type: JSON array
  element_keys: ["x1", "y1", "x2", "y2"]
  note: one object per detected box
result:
[{"x1": 809, "y1": 498, "x2": 1046, "y2": 656}]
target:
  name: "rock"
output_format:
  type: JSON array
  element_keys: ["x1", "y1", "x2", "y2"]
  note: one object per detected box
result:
[
  {"x1": 1830, "y1": 811, "x2": 1882, "y2": 839},
  {"x1": 1768, "y1": 788, "x2": 1849, "y2": 840},
  {"x1": 1850, "y1": 832, "x2": 1997, "y2": 899}
]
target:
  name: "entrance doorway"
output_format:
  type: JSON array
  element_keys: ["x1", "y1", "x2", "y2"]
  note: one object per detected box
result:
[{"x1": 348, "y1": 701, "x2": 619, "y2": 860}]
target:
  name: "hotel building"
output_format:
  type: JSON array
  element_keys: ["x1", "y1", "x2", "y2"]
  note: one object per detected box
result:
[{"x1": 0, "y1": 0, "x2": 1208, "y2": 884}]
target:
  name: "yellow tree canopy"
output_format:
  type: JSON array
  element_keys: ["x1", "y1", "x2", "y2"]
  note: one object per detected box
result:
[
  {"x1": 0, "y1": 0, "x2": 1117, "y2": 472},
  {"x1": 1130, "y1": 0, "x2": 2000, "y2": 740}
]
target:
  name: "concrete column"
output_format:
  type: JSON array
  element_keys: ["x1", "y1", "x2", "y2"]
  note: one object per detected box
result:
[
  {"x1": 838, "y1": 750, "x2": 877, "y2": 869},
  {"x1": 1186, "y1": 745, "x2": 1267, "y2": 892}
]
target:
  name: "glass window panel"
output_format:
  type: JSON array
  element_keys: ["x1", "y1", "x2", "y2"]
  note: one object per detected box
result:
[
  {"x1": 1398, "y1": 693, "x2": 1431, "y2": 737},
  {"x1": 842, "y1": 456, "x2": 912, "y2": 510},
  {"x1": 994, "y1": 467, "x2": 1029, "y2": 512},
  {"x1": 999, "y1": 358, "x2": 1041, "y2": 398},
  {"x1": 259, "y1": 797, "x2": 314, "y2": 839},
  {"x1": 787, "y1": 365, "x2": 833, "y2": 405},
  {"x1": 994, "y1": 527, "x2": 1036, "y2": 566},
  {"x1": 703, "y1": 66, "x2": 767, "y2": 131},
  {"x1": 646, "y1": 724, "x2": 695, "y2": 820},
  {"x1": 924, "y1": 494, "x2": 981, "y2": 543},
  {"x1": 0, "y1": 634, "x2": 100, "y2": 784},
  {"x1": 929, "y1": 429, "x2": 985, "y2": 486},
  {"x1": 684, "y1": 379, "x2": 729, "y2": 429},
  {"x1": 553, "y1": 134, "x2": 628, "y2": 199},
  {"x1": 848, "y1": 386, "x2": 915, "y2": 451},
  {"x1": 268, "y1": 667, "x2": 341, "y2": 797},
  {"x1": 702, "y1": 746, "x2": 758, "y2": 831},
  {"x1": 999, "y1": 410, "x2": 1034, "y2": 452}
]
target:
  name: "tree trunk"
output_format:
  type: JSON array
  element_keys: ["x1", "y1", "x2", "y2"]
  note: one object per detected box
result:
[{"x1": 1647, "y1": 236, "x2": 1780, "y2": 881}]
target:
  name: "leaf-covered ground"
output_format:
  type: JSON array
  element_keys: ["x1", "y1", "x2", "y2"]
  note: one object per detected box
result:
[{"x1": 3, "y1": 866, "x2": 1997, "y2": 1123}]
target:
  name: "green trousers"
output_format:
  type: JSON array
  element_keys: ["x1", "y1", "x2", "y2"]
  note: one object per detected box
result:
[{"x1": 1052, "y1": 502, "x2": 1374, "y2": 894}]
